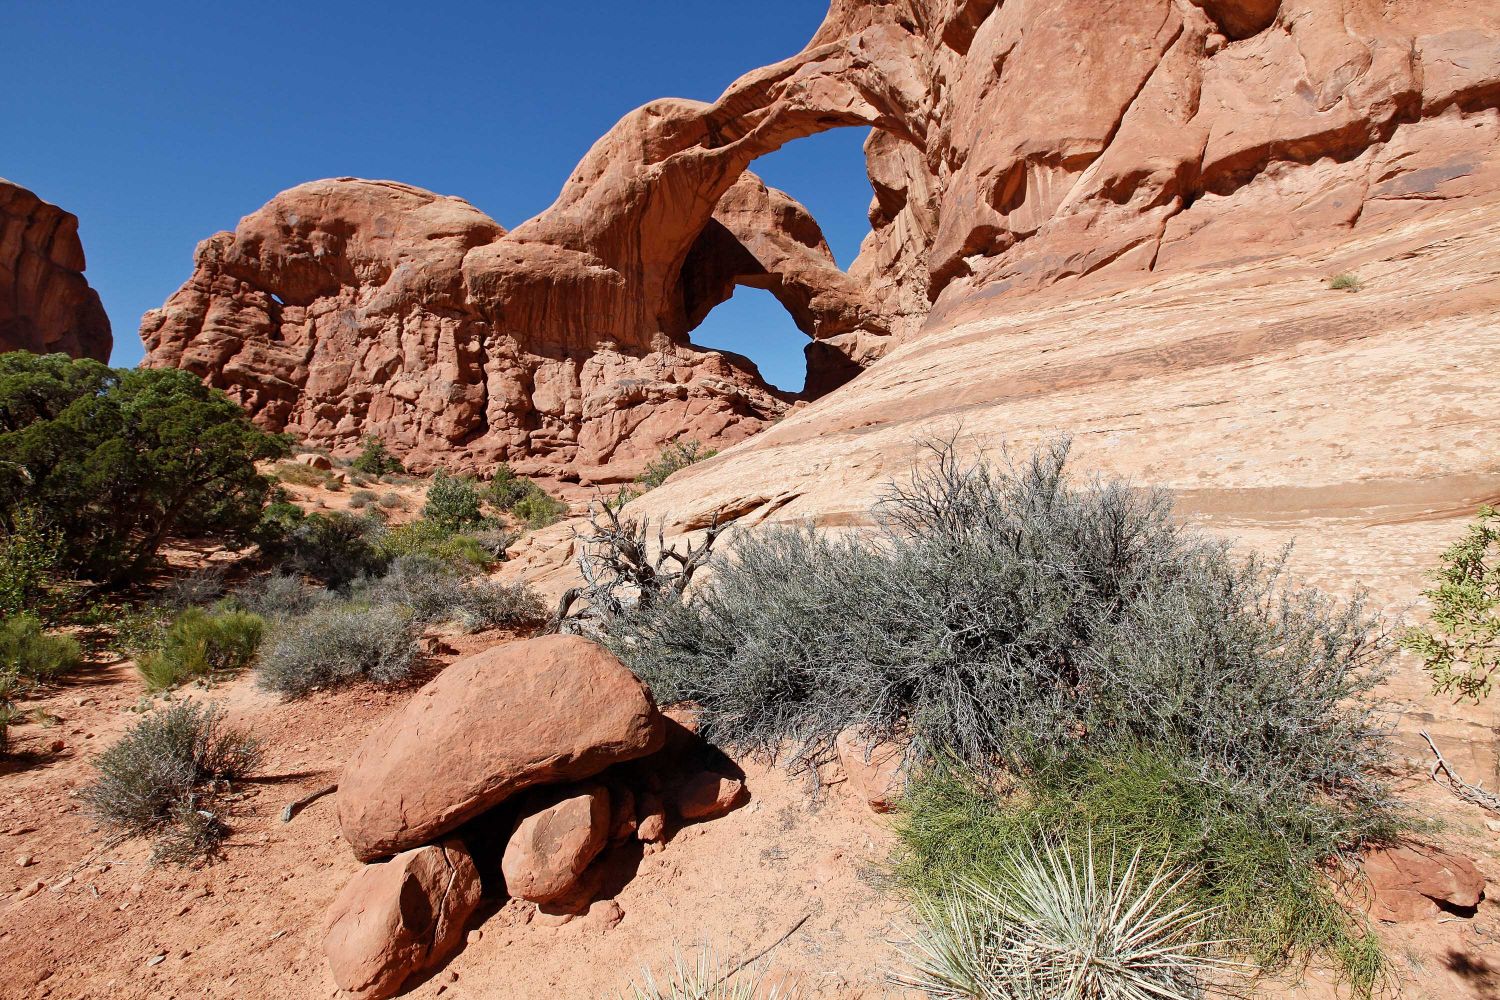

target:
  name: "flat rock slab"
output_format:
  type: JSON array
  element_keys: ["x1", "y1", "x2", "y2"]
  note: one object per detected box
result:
[{"x1": 338, "y1": 634, "x2": 664, "y2": 861}]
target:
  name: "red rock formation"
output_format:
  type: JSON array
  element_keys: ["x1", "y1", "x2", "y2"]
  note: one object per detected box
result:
[
  {"x1": 143, "y1": 0, "x2": 1500, "y2": 478},
  {"x1": 1, "y1": 179, "x2": 111, "y2": 361}
]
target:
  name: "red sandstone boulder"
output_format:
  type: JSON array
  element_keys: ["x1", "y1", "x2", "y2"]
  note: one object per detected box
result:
[
  {"x1": 322, "y1": 839, "x2": 481, "y2": 1000},
  {"x1": 337, "y1": 635, "x2": 664, "y2": 861},
  {"x1": 501, "y1": 783, "x2": 610, "y2": 904},
  {"x1": 1361, "y1": 844, "x2": 1485, "y2": 922},
  {"x1": 673, "y1": 771, "x2": 748, "y2": 822},
  {"x1": 835, "y1": 731, "x2": 907, "y2": 813},
  {"x1": 0, "y1": 179, "x2": 111, "y2": 361}
]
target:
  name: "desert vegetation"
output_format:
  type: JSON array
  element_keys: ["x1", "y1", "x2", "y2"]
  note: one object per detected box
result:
[
  {"x1": 82, "y1": 700, "x2": 262, "y2": 864},
  {"x1": 1402, "y1": 505, "x2": 1499, "y2": 704},
  {"x1": 572, "y1": 438, "x2": 1408, "y2": 994}
]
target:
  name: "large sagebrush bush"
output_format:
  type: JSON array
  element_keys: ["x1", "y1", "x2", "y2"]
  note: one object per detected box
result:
[
  {"x1": 256, "y1": 603, "x2": 418, "y2": 697},
  {"x1": 354, "y1": 555, "x2": 545, "y2": 631},
  {"x1": 596, "y1": 439, "x2": 1404, "y2": 985},
  {"x1": 82, "y1": 700, "x2": 262, "y2": 864},
  {"x1": 607, "y1": 440, "x2": 1394, "y2": 803},
  {"x1": 283, "y1": 511, "x2": 389, "y2": 586}
]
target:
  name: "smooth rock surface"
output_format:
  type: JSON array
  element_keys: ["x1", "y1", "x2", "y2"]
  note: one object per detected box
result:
[
  {"x1": 1362, "y1": 844, "x2": 1485, "y2": 922},
  {"x1": 501, "y1": 783, "x2": 610, "y2": 904},
  {"x1": 338, "y1": 635, "x2": 664, "y2": 861}
]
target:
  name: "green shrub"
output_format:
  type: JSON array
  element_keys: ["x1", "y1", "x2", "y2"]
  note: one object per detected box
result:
[
  {"x1": 895, "y1": 835, "x2": 1228, "y2": 1000},
  {"x1": 0, "y1": 354, "x2": 288, "y2": 585},
  {"x1": 136, "y1": 607, "x2": 264, "y2": 692},
  {"x1": 1328, "y1": 273, "x2": 1363, "y2": 292},
  {"x1": 0, "y1": 671, "x2": 20, "y2": 752},
  {"x1": 0, "y1": 506, "x2": 64, "y2": 619},
  {"x1": 379, "y1": 520, "x2": 494, "y2": 570},
  {"x1": 254, "y1": 489, "x2": 307, "y2": 553},
  {"x1": 353, "y1": 555, "x2": 547, "y2": 632},
  {"x1": 896, "y1": 752, "x2": 1389, "y2": 992},
  {"x1": 257, "y1": 603, "x2": 418, "y2": 698},
  {"x1": 272, "y1": 461, "x2": 329, "y2": 487},
  {"x1": 1401, "y1": 506, "x2": 1500, "y2": 703},
  {"x1": 0, "y1": 613, "x2": 83, "y2": 680},
  {"x1": 227, "y1": 573, "x2": 326, "y2": 618},
  {"x1": 284, "y1": 511, "x2": 389, "y2": 586},
  {"x1": 636, "y1": 439, "x2": 717, "y2": 491},
  {"x1": 485, "y1": 465, "x2": 567, "y2": 528},
  {"x1": 423, "y1": 472, "x2": 485, "y2": 531},
  {"x1": 351, "y1": 436, "x2": 404, "y2": 477},
  {"x1": 348, "y1": 489, "x2": 378, "y2": 510},
  {"x1": 512, "y1": 489, "x2": 567, "y2": 529},
  {"x1": 82, "y1": 700, "x2": 262, "y2": 864},
  {"x1": 378, "y1": 491, "x2": 406, "y2": 510},
  {"x1": 614, "y1": 946, "x2": 797, "y2": 1000}
]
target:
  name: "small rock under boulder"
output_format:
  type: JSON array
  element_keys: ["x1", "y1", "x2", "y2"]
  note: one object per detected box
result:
[
  {"x1": 338, "y1": 634, "x2": 665, "y2": 861},
  {"x1": 502, "y1": 783, "x2": 610, "y2": 904},
  {"x1": 673, "y1": 770, "x2": 747, "y2": 821},
  {"x1": 323, "y1": 839, "x2": 482, "y2": 1000},
  {"x1": 1361, "y1": 844, "x2": 1485, "y2": 922},
  {"x1": 835, "y1": 730, "x2": 906, "y2": 813}
]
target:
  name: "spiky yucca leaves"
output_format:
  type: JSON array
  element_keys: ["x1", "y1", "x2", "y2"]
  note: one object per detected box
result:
[
  {"x1": 897, "y1": 839, "x2": 1231, "y2": 1000},
  {"x1": 615, "y1": 946, "x2": 796, "y2": 1000}
]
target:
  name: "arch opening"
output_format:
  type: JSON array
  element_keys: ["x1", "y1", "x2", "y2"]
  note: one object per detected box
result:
[{"x1": 678, "y1": 126, "x2": 889, "y2": 400}]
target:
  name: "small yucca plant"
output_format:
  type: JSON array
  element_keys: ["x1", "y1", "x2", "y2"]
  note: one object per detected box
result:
[
  {"x1": 896, "y1": 838, "x2": 1232, "y2": 1000},
  {"x1": 615, "y1": 946, "x2": 795, "y2": 1000}
]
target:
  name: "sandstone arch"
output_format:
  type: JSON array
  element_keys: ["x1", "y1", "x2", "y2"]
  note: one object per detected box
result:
[{"x1": 144, "y1": 0, "x2": 1500, "y2": 480}]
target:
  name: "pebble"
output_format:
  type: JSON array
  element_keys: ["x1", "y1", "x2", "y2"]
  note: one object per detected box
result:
[
  {"x1": 146, "y1": 953, "x2": 166, "y2": 967},
  {"x1": 15, "y1": 856, "x2": 33, "y2": 868}
]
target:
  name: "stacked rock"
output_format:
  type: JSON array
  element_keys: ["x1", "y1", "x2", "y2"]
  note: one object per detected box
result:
[{"x1": 322, "y1": 634, "x2": 746, "y2": 999}]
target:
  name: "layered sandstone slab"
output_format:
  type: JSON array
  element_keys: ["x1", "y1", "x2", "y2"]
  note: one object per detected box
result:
[{"x1": 1, "y1": 179, "x2": 111, "y2": 361}]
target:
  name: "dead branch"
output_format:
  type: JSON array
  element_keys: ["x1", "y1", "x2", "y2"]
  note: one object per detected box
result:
[
  {"x1": 1420, "y1": 730, "x2": 1500, "y2": 815},
  {"x1": 280, "y1": 782, "x2": 339, "y2": 824}
]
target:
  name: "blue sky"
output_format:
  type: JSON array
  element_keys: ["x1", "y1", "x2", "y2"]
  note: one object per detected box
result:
[{"x1": 2, "y1": 2, "x2": 876, "y2": 390}]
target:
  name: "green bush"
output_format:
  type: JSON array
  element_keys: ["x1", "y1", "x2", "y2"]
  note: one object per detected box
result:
[
  {"x1": 354, "y1": 555, "x2": 547, "y2": 631},
  {"x1": 227, "y1": 573, "x2": 326, "y2": 619},
  {"x1": 257, "y1": 604, "x2": 418, "y2": 698},
  {"x1": 136, "y1": 606, "x2": 265, "y2": 692},
  {"x1": 0, "y1": 354, "x2": 288, "y2": 585},
  {"x1": 378, "y1": 491, "x2": 405, "y2": 510},
  {"x1": 82, "y1": 700, "x2": 262, "y2": 864},
  {"x1": 1402, "y1": 505, "x2": 1499, "y2": 703},
  {"x1": 1328, "y1": 273, "x2": 1363, "y2": 292},
  {"x1": 895, "y1": 835, "x2": 1228, "y2": 1000},
  {"x1": 284, "y1": 511, "x2": 389, "y2": 586},
  {"x1": 273, "y1": 461, "x2": 328, "y2": 487},
  {"x1": 347, "y1": 489, "x2": 377, "y2": 510},
  {"x1": 351, "y1": 436, "x2": 404, "y2": 477},
  {"x1": 0, "y1": 671, "x2": 17, "y2": 752},
  {"x1": 379, "y1": 520, "x2": 493, "y2": 571},
  {"x1": 512, "y1": 489, "x2": 567, "y2": 529},
  {"x1": 0, "y1": 506, "x2": 64, "y2": 619},
  {"x1": 0, "y1": 613, "x2": 83, "y2": 680},
  {"x1": 423, "y1": 472, "x2": 485, "y2": 531},
  {"x1": 636, "y1": 439, "x2": 717, "y2": 491},
  {"x1": 485, "y1": 465, "x2": 567, "y2": 528}
]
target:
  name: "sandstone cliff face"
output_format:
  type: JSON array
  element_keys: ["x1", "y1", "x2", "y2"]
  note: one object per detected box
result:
[
  {"x1": 1, "y1": 179, "x2": 111, "y2": 361},
  {"x1": 142, "y1": 0, "x2": 1500, "y2": 478}
]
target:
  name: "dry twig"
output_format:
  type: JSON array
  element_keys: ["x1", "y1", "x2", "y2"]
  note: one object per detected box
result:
[{"x1": 1420, "y1": 730, "x2": 1500, "y2": 814}]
